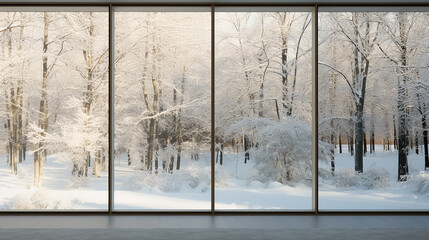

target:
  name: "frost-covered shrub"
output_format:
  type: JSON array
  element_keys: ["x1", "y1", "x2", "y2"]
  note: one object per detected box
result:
[
  {"x1": 332, "y1": 166, "x2": 390, "y2": 189},
  {"x1": 408, "y1": 172, "x2": 429, "y2": 195},
  {"x1": 361, "y1": 167, "x2": 390, "y2": 189},
  {"x1": 332, "y1": 168, "x2": 360, "y2": 188},
  {"x1": 56, "y1": 97, "x2": 105, "y2": 177},
  {"x1": 227, "y1": 117, "x2": 313, "y2": 184},
  {"x1": 318, "y1": 167, "x2": 334, "y2": 181},
  {"x1": 129, "y1": 165, "x2": 211, "y2": 192},
  {"x1": 2, "y1": 188, "x2": 76, "y2": 210}
]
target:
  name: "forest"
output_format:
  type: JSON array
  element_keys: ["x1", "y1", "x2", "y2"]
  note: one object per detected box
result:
[
  {"x1": 318, "y1": 11, "x2": 429, "y2": 209},
  {"x1": 0, "y1": 9, "x2": 428, "y2": 210}
]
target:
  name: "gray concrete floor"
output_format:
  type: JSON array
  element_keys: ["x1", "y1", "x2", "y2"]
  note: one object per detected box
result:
[{"x1": 0, "y1": 215, "x2": 428, "y2": 239}]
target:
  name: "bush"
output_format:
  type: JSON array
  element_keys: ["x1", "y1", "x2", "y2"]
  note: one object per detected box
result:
[
  {"x1": 332, "y1": 168, "x2": 360, "y2": 188},
  {"x1": 408, "y1": 172, "x2": 429, "y2": 195},
  {"x1": 227, "y1": 117, "x2": 313, "y2": 184},
  {"x1": 128, "y1": 165, "x2": 211, "y2": 193},
  {"x1": 331, "y1": 166, "x2": 390, "y2": 190},
  {"x1": 361, "y1": 166, "x2": 390, "y2": 189},
  {"x1": 1, "y1": 188, "x2": 76, "y2": 210}
]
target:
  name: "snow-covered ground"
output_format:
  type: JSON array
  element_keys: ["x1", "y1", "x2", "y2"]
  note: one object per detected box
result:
[
  {"x1": 319, "y1": 145, "x2": 429, "y2": 210},
  {"x1": 114, "y1": 151, "x2": 312, "y2": 210},
  {"x1": 1, "y1": 145, "x2": 429, "y2": 211},
  {"x1": 0, "y1": 153, "x2": 108, "y2": 210},
  {"x1": 214, "y1": 151, "x2": 312, "y2": 210},
  {"x1": 114, "y1": 152, "x2": 212, "y2": 210}
]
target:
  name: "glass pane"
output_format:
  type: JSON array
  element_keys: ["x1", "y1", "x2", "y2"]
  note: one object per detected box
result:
[
  {"x1": 114, "y1": 9, "x2": 211, "y2": 210},
  {"x1": 0, "y1": 9, "x2": 109, "y2": 210},
  {"x1": 318, "y1": 11, "x2": 429, "y2": 210},
  {"x1": 215, "y1": 10, "x2": 313, "y2": 210}
]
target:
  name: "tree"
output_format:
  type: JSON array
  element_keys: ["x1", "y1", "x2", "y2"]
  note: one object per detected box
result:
[
  {"x1": 216, "y1": 12, "x2": 312, "y2": 167},
  {"x1": 377, "y1": 12, "x2": 428, "y2": 180},
  {"x1": 115, "y1": 12, "x2": 210, "y2": 174},
  {"x1": 320, "y1": 12, "x2": 379, "y2": 173},
  {"x1": 33, "y1": 12, "x2": 50, "y2": 185}
]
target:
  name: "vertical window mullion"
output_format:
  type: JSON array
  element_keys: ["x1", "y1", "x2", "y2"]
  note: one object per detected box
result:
[
  {"x1": 108, "y1": 3, "x2": 115, "y2": 214},
  {"x1": 312, "y1": 4, "x2": 319, "y2": 214},
  {"x1": 211, "y1": 4, "x2": 216, "y2": 215}
]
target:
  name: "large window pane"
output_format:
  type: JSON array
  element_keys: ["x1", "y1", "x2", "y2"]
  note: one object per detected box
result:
[
  {"x1": 114, "y1": 8, "x2": 211, "y2": 210},
  {"x1": 0, "y1": 8, "x2": 109, "y2": 210},
  {"x1": 318, "y1": 9, "x2": 429, "y2": 210},
  {"x1": 215, "y1": 9, "x2": 313, "y2": 210}
]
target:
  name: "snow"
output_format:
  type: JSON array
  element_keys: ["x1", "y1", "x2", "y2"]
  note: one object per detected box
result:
[
  {"x1": 1, "y1": 145, "x2": 429, "y2": 211},
  {"x1": 0, "y1": 152, "x2": 108, "y2": 210},
  {"x1": 113, "y1": 153, "x2": 211, "y2": 210},
  {"x1": 214, "y1": 152, "x2": 312, "y2": 210},
  {"x1": 319, "y1": 145, "x2": 429, "y2": 210},
  {"x1": 113, "y1": 150, "x2": 312, "y2": 210}
]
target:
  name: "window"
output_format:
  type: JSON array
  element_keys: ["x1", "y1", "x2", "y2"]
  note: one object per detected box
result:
[
  {"x1": 318, "y1": 7, "x2": 429, "y2": 211},
  {"x1": 0, "y1": 7, "x2": 108, "y2": 210},
  {"x1": 0, "y1": 2, "x2": 428, "y2": 213},
  {"x1": 114, "y1": 7, "x2": 211, "y2": 211},
  {"x1": 215, "y1": 7, "x2": 313, "y2": 210}
]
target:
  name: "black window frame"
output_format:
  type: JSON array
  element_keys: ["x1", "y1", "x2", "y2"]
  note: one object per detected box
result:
[{"x1": 0, "y1": 1, "x2": 428, "y2": 215}]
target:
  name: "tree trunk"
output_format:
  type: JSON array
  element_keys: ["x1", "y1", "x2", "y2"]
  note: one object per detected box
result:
[
  {"x1": 355, "y1": 100, "x2": 364, "y2": 173},
  {"x1": 288, "y1": 14, "x2": 310, "y2": 116},
  {"x1": 363, "y1": 131, "x2": 367, "y2": 156},
  {"x1": 154, "y1": 119, "x2": 159, "y2": 174},
  {"x1": 352, "y1": 14, "x2": 369, "y2": 173},
  {"x1": 35, "y1": 12, "x2": 49, "y2": 184},
  {"x1": 146, "y1": 43, "x2": 159, "y2": 172},
  {"x1": 383, "y1": 138, "x2": 386, "y2": 151},
  {"x1": 127, "y1": 148, "x2": 131, "y2": 166},
  {"x1": 393, "y1": 115, "x2": 398, "y2": 150},
  {"x1": 329, "y1": 54, "x2": 337, "y2": 173},
  {"x1": 147, "y1": 118, "x2": 156, "y2": 172},
  {"x1": 215, "y1": 141, "x2": 219, "y2": 164},
  {"x1": 330, "y1": 131, "x2": 335, "y2": 175},
  {"x1": 422, "y1": 111, "x2": 428, "y2": 169},
  {"x1": 220, "y1": 142, "x2": 224, "y2": 165},
  {"x1": 34, "y1": 149, "x2": 40, "y2": 185},
  {"x1": 244, "y1": 135, "x2": 250, "y2": 164},
  {"x1": 397, "y1": 12, "x2": 409, "y2": 181},
  {"x1": 5, "y1": 17, "x2": 18, "y2": 175},
  {"x1": 93, "y1": 149, "x2": 100, "y2": 178},
  {"x1": 101, "y1": 147, "x2": 106, "y2": 171},
  {"x1": 339, "y1": 134, "x2": 342, "y2": 154},
  {"x1": 176, "y1": 66, "x2": 185, "y2": 171},
  {"x1": 17, "y1": 25, "x2": 24, "y2": 164},
  {"x1": 370, "y1": 113, "x2": 375, "y2": 154},
  {"x1": 387, "y1": 138, "x2": 391, "y2": 150},
  {"x1": 257, "y1": 16, "x2": 268, "y2": 118},
  {"x1": 23, "y1": 107, "x2": 29, "y2": 161},
  {"x1": 140, "y1": 26, "x2": 152, "y2": 170},
  {"x1": 6, "y1": 103, "x2": 12, "y2": 169},
  {"x1": 11, "y1": 87, "x2": 18, "y2": 175},
  {"x1": 281, "y1": 26, "x2": 289, "y2": 115},
  {"x1": 81, "y1": 12, "x2": 95, "y2": 177},
  {"x1": 397, "y1": 98, "x2": 408, "y2": 181},
  {"x1": 85, "y1": 154, "x2": 90, "y2": 177}
]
